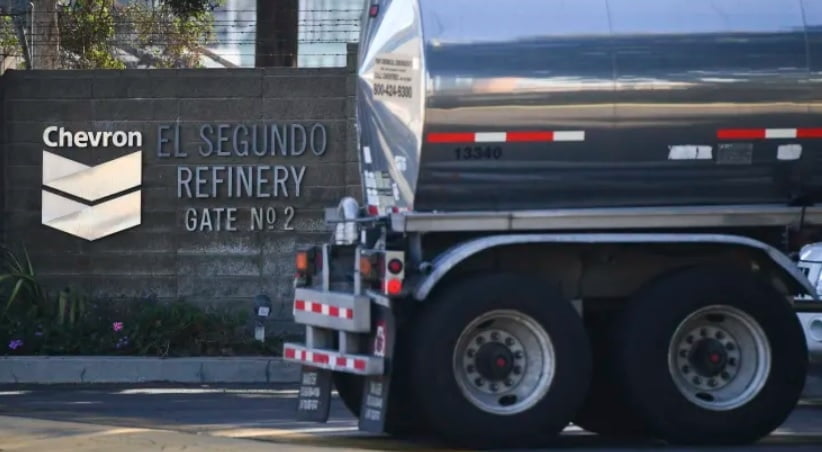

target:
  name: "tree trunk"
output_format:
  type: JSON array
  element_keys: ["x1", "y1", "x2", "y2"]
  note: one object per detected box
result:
[
  {"x1": 255, "y1": 0, "x2": 298, "y2": 67},
  {"x1": 32, "y1": 0, "x2": 60, "y2": 69}
]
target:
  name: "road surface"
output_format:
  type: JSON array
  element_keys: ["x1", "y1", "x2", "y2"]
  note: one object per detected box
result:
[{"x1": 1, "y1": 384, "x2": 822, "y2": 451}]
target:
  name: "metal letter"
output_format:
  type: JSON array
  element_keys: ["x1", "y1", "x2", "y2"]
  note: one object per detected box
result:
[
  {"x1": 310, "y1": 124, "x2": 328, "y2": 156},
  {"x1": 217, "y1": 124, "x2": 231, "y2": 156},
  {"x1": 291, "y1": 124, "x2": 307, "y2": 156},
  {"x1": 177, "y1": 167, "x2": 193, "y2": 198},
  {"x1": 256, "y1": 166, "x2": 271, "y2": 198},
  {"x1": 199, "y1": 124, "x2": 215, "y2": 157},
  {"x1": 195, "y1": 166, "x2": 209, "y2": 198},
  {"x1": 185, "y1": 208, "x2": 198, "y2": 231},
  {"x1": 272, "y1": 124, "x2": 287, "y2": 156},
  {"x1": 157, "y1": 125, "x2": 172, "y2": 158},
  {"x1": 290, "y1": 166, "x2": 306, "y2": 197},
  {"x1": 274, "y1": 166, "x2": 289, "y2": 197},
  {"x1": 234, "y1": 124, "x2": 249, "y2": 157}
]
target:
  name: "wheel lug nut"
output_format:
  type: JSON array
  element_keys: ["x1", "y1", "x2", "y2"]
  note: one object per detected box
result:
[
  {"x1": 715, "y1": 331, "x2": 725, "y2": 340},
  {"x1": 514, "y1": 351, "x2": 523, "y2": 359},
  {"x1": 686, "y1": 335, "x2": 694, "y2": 344},
  {"x1": 467, "y1": 349, "x2": 475, "y2": 358},
  {"x1": 728, "y1": 358, "x2": 736, "y2": 367},
  {"x1": 505, "y1": 337, "x2": 515, "y2": 346},
  {"x1": 504, "y1": 379, "x2": 513, "y2": 387},
  {"x1": 476, "y1": 337, "x2": 485, "y2": 345},
  {"x1": 513, "y1": 366, "x2": 522, "y2": 375},
  {"x1": 491, "y1": 332, "x2": 500, "y2": 341},
  {"x1": 721, "y1": 371, "x2": 731, "y2": 380},
  {"x1": 693, "y1": 376, "x2": 702, "y2": 385},
  {"x1": 680, "y1": 349, "x2": 688, "y2": 358},
  {"x1": 466, "y1": 365, "x2": 475, "y2": 373},
  {"x1": 681, "y1": 365, "x2": 690, "y2": 374},
  {"x1": 475, "y1": 378, "x2": 484, "y2": 387},
  {"x1": 490, "y1": 383, "x2": 498, "y2": 392},
  {"x1": 700, "y1": 328, "x2": 707, "y2": 337},
  {"x1": 708, "y1": 379, "x2": 717, "y2": 388},
  {"x1": 725, "y1": 343, "x2": 735, "y2": 351}
]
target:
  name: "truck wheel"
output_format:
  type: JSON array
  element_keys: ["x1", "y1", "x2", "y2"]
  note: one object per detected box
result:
[
  {"x1": 572, "y1": 313, "x2": 650, "y2": 437},
  {"x1": 410, "y1": 274, "x2": 591, "y2": 448},
  {"x1": 614, "y1": 266, "x2": 808, "y2": 445}
]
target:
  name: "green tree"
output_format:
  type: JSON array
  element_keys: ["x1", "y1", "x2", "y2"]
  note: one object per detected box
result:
[
  {"x1": 0, "y1": 16, "x2": 20, "y2": 60},
  {"x1": 25, "y1": 0, "x2": 222, "y2": 69},
  {"x1": 58, "y1": 0, "x2": 124, "y2": 69},
  {"x1": 116, "y1": 0, "x2": 221, "y2": 68}
]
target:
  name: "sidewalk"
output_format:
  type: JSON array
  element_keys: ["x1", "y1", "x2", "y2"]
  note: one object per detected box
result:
[{"x1": 0, "y1": 356, "x2": 299, "y2": 384}]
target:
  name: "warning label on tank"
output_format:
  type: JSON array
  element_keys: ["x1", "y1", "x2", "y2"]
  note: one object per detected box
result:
[{"x1": 373, "y1": 53, "x2": 417, "y2": 101}]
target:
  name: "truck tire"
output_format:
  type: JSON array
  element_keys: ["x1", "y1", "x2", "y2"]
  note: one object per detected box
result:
[
  {"x1": 572, "y1": 313, "x2": 650, "y2": 437},
  {"x1": 410, "y1": 274, "x2": 591, "y2": 448},
  {"x1": 613, "y1": 266, "x2": 808, "y2": 445}
]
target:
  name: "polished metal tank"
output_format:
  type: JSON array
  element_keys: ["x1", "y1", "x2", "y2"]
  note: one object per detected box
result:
[{"x1": 356, "y1": 0, "x2": 822, "y2": 214}]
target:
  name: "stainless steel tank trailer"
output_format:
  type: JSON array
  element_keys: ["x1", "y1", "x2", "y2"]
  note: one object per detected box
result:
[{"x1": 283, "y1": 0, "x2": 822, "y2": 447}]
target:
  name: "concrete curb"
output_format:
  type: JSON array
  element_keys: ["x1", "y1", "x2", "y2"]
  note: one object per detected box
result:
[
  {"x1": 2, "y1": 356, "x2": 822, "y2": 400},
  {"x1": 0, "y1": 356, "x2": 300, "y2": 384}
]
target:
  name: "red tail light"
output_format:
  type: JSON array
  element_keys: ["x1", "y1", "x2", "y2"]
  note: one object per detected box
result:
[{"x1": 386, "y1": 278, "x2": 403, "y2": 295}]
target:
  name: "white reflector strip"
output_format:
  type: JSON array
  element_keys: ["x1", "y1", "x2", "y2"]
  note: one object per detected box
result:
[
  {"x1": 553, "y1": 131, "x2": 586, "y2": 142},
  {"x1": 766, "y1": 129, "x2": 798, "y2": 139},
  {"x1": 475, "y1": 132, "x2": 507, "y2": 142}
]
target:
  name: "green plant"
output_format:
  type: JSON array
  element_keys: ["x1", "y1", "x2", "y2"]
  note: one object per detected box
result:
[
  {"x1": 1, "y1": 244, "x2": 292, "y2": 357},
  {"x1": 0, "y1": 16, "x2": 19, "y2": 59},
  {"x1": 0, "y1": 245, "x2": 47, "y2": 316},
  {"x1": 117, "y1": 1, "x2": 220, "y2": 69}
]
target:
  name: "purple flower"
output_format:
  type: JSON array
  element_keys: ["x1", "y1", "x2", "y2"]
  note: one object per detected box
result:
[
  {"x1": 112, "y1": 322, "x2": 124, "y2": 332},
  {"x1": 8, "y1": 339, "x2": 23, "y2": 350}
]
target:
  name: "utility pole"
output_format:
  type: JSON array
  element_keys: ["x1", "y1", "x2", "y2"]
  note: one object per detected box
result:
[{"x1": 255, "y1": 0, "x2": 298, "y2": 67}]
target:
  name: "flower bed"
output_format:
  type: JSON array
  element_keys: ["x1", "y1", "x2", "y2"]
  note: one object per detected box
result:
[{"x1": 1, "y1": 246, "x2": 292, "y2": 357}]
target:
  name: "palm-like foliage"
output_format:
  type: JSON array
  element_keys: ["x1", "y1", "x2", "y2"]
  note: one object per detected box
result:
[{"x1": 0, "y1": 245, "x2": 46, "y2": 316}]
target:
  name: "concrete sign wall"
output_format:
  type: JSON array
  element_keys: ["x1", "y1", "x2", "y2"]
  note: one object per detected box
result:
[{"x1": 0, "y1": 47, "x2": 361, "y2": 329}]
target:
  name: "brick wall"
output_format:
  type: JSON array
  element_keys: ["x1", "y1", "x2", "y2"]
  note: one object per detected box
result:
[{"x1": 0, "y1": 46, "x2": 361, "y2": 330}]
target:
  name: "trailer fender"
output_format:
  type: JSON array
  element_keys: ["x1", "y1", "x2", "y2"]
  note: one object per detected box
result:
[{"x1": 413, "y1": 233, "x2": 817, "y2": 302}]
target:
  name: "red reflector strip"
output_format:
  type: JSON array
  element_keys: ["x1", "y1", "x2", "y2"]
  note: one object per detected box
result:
[
  {"x1": 426, "y1": 131, "x2": 585, "y2": 143},
  {"x1": 717, "y1": 129, "x2": 766, "y2": 140},
  {"x1": 366, "y1": 205, "x2": 380, "y2": 216},
  {"x1": 718, "y1": 128, "x2": 822, "y2": 140},
  {"x1": 507, "y1": 131, "x2": 555, "y2": 142},
  {"x1": 427, "y1": 132, "x2": 475, "y2": 143},
  {"x1": 797, "y1": 128, "x2": 822, "y2": 138},
  {"x1": 284, "y1": 345, "x2": 372, "y2": 373},
  {"x1": 293, "y1": 299, "x2": 354, "y2": 319}
]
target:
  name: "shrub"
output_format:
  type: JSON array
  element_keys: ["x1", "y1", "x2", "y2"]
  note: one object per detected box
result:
[{"x1": 1, "y1": 245, "x2": 291, "y2": 357}]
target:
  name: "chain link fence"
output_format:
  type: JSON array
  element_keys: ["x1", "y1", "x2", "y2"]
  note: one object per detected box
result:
[{"x1": 1, "y1": 0, "x2": 365, "y2": 71}]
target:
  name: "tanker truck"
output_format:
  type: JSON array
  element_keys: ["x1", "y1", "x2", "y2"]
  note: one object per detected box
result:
[{"x1": 282, "y1": 0, "x2": 822, "y2": 446}]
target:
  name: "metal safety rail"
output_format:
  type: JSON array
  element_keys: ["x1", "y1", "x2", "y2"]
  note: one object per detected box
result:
[{"x1": 283, "y1": 244, "x2": 386, "y2": 376}]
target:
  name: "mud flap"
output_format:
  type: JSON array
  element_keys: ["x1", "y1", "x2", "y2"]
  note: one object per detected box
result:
[
  {"x1": 296, "y1": 366, "x2": 332, "y2": 422},
  {"x1": 358, "y1": 304, "x2": 396, "y2": 433}
]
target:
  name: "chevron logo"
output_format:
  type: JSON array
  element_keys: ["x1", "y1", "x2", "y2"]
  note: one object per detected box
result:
[{"x1": 41, "y1": 150, "x2": 142, "y2": 241}]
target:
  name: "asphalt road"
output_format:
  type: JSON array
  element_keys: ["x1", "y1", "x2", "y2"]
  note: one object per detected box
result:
[{"x1": 1, "y1": 384, "x2": 822, "y2": 451}]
